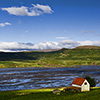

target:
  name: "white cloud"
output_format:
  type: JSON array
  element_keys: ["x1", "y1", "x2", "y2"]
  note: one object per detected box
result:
[
  {"x1": 32, "y1": 4, "x2": 53, "y2": 14},
  {"x1": 0, "y1": 22, "x2": 11, "y2": 27},
  {"x1": 79, "y1": 40, "x2": 100, "y2": 46},
  {"x1": 0, "y1": 40, "x2": 100, "y2": 52},
  {"x1": 1, "y1": 4, "x2": 53, "y2": 16},
  {"x1": 58, "y1": 40, "x2": 80, "y2": 48},
  {"x1": 79, "y1": 40, "x2": 93, "y2": 45},
  {"x1": 56, "y1": 37, "x2": 70, "y2": 39},
  {"x1": 33, "y1": 42, "x2": 59, "y2": 50}
]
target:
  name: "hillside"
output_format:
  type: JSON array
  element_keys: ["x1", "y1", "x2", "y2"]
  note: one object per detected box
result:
[
  {"x1": 75, "y1": 45, "x2": 100, "y2": 49},
  {"x1": 0, "y1": 46, "x2": 100, "y2": 68}
]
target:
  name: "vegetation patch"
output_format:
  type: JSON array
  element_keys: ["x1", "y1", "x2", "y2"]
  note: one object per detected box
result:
[
  {"x1": 0, "y1": 88, "x2": 100, "y2": 100},
  {"x1": 0, "y1": 46, "x2": 100, "y2": 68}
]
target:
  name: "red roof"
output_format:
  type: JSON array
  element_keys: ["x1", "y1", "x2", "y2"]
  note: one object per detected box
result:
[{"x1": 72, "y1": 77, "x2": 85, "y2": 86}]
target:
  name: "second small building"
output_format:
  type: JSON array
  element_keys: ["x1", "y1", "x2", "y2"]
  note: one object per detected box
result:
[{"x1": 72, "y1": 77, "x2": 90, "y2": 91}]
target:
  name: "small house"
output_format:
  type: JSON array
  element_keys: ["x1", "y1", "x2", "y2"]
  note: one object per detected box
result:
[{"x1": 72, "y1": 77, "x2": 90, "y2": 91}]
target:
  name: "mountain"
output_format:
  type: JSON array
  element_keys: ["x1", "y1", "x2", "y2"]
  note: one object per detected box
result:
[{"x1": 0, "y1": 46, "x2": 100, "y2": 68}]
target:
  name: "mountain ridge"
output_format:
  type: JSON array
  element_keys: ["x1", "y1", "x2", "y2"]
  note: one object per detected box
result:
[{"x1": 0, "y1": 45, "x2": 100, "y2": 68}]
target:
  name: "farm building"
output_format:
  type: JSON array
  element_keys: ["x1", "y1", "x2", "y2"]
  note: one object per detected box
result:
[{"x1": 72, "y1": 77, "x2": 90, "y2": 91}]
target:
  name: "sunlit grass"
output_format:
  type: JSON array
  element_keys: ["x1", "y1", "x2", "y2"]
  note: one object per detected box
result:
[
  {"x1": 0, "y1": 88, "x2": 100, "y2": 100},
  {"x1": 0, "y1": 48, "x2": 100, "y2": 68}
]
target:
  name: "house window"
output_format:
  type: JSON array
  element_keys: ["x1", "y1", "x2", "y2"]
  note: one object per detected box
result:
[{"x1": 84, "y1": 82, "x2": 87, "y2": 85}]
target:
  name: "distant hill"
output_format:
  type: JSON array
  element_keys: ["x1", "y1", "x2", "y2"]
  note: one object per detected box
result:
[
  {"x1": 34, "y1": 49, "x2": 59, "y2": 52},
  {"x1": 74, "y1": 46, "x2": 100, "y2": 49},
  {"x1": 1, "y1": 45, "x2": 100, "y2": 68}
]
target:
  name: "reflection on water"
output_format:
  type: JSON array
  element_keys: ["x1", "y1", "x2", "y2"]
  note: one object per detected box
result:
[{"x1": 0, "y1": 65, "x2": 100, "y2": 91}]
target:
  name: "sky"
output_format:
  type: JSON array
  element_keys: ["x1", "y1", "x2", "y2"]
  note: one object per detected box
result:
[{"x1": 0, "y1": 0, "x2": 100, "y2": 52}]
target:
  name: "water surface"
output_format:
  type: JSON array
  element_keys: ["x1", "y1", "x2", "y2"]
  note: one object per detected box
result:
[{"x1": 0, "y1": 65, "x2": 100, "y2": 91}]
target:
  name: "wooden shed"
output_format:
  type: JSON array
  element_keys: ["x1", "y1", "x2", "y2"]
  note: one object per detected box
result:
[{"x1": 72, "y1": 77, "x2": 90, "y2": 91}]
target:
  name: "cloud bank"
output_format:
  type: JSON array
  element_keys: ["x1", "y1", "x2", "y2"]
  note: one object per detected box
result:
[
  {"x1": 1, "y1": 4, "x2": 53, "y2": 16},
  {"x1": 0, "y1": 40, "x2": 100, "y2": 52},
  {"x1": 0, "y1": 22, "x2": 11, "y2": 27}
]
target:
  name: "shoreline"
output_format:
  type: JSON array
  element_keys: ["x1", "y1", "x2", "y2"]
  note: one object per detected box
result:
[
  {"x1": 0, "y1": 86, "x2": 100, "y2": 92},
  {"x1": 0, "y1": 65, "x2": 100, "y2": 69},
  {"x1": 0, "y1": 64, "x2": 100, "y2": 69}
]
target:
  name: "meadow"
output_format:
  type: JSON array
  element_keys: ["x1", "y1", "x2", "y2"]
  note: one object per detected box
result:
[
  {"x1": 0, "y1": 88, "x2": 100, "y2": 100},
  {"x1": 0, "y1": 46, "x2": 100, "y2": 68}
]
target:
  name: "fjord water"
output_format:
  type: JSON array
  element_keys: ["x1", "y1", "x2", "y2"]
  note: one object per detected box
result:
[{"x1": 0, "y1": 66, "x2": 100, "y2": 91}]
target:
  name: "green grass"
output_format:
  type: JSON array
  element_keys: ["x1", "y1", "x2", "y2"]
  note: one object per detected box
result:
[
  {"x1": 0, "y1": 88, "x2": 100, "y2": 100},
  {"x1": 1, "y1": 47, "x2": 100, "y2": 68}
]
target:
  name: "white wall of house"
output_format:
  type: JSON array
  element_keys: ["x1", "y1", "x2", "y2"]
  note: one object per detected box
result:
[{"x1": 81, "y1": 79, "x2": 90, "y2": 91}]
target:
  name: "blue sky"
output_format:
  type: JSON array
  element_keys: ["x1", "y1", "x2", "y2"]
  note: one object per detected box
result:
[{"x1": 0, "y1": 0, "x2": 100, "y2": 51}]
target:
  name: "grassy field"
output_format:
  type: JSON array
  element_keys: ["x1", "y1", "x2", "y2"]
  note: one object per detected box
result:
[
  {"x1": 0, "y1": 46, "x2": 100, "y2": 68},
  {"x1": 0, "y1": 88, "x2": 100, "y2": 100}
]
